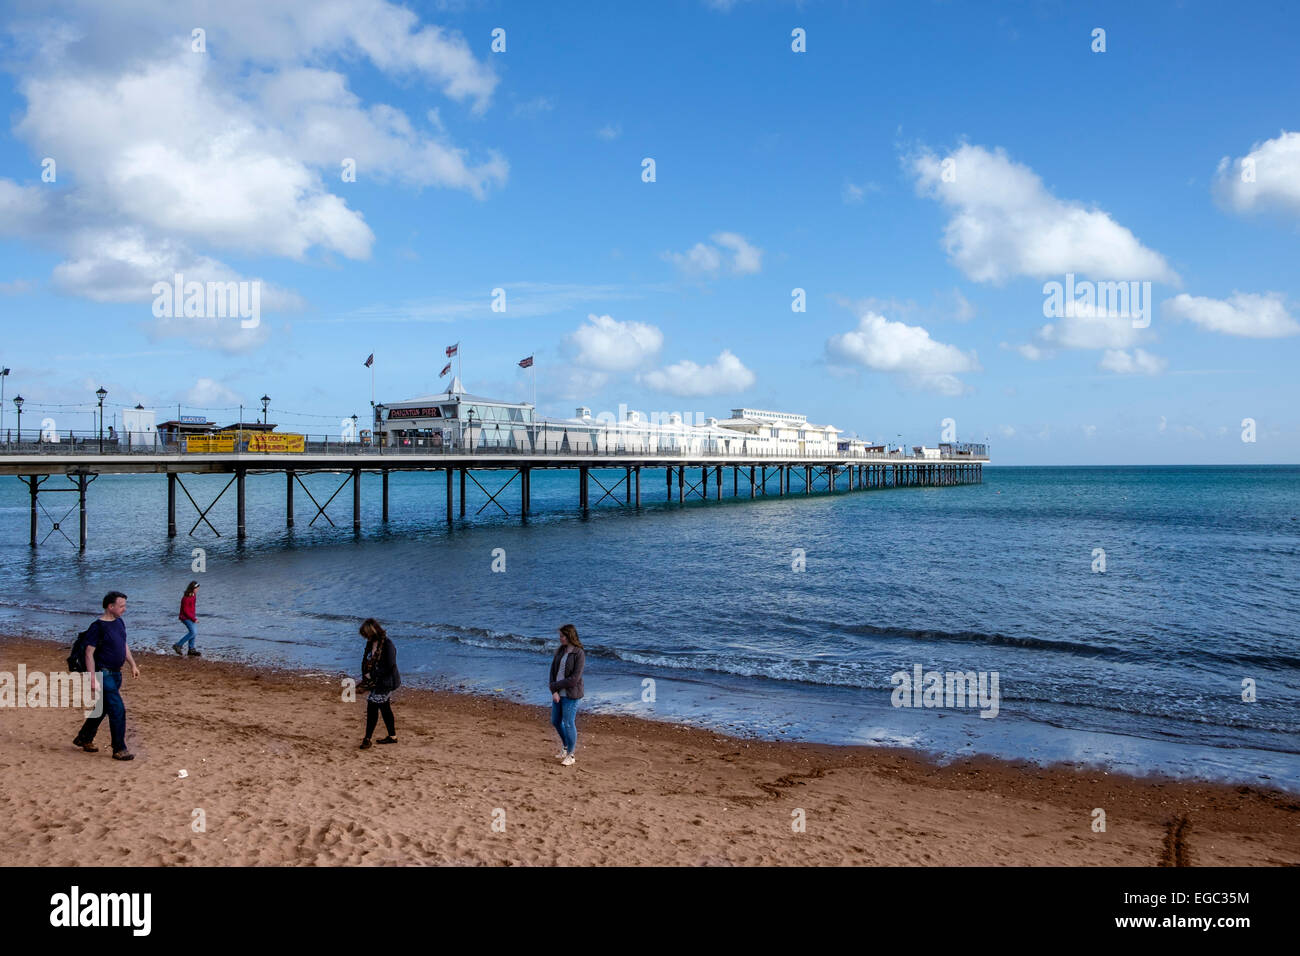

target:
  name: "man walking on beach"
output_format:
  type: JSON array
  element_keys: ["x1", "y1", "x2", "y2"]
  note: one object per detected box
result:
[{"x1": 73, "y1": 591, "x2": 139, "y2": 761}]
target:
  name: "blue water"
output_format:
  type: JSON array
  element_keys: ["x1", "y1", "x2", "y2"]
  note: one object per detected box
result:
[{"x1": 1, "y1": 464, "x2": 1297, "y2": 790}]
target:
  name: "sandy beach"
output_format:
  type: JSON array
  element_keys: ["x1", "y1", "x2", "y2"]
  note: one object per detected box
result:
[{"x1": 1, "y1": 633, "x2": 1296, "y2": 866}]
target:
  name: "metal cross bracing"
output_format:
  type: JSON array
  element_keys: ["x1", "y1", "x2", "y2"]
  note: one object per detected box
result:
[
  {"x1": 464, "y1": 467, "x2": 521, "y2": 516},
  {"x1": 17, "y1": 472, "x2": 97, "y2": 550}
]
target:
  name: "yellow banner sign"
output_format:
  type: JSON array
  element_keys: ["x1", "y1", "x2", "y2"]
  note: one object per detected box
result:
[
  {"x1": 185, "y1": 436, "x2": 235, "y2": 453},
  {"x1": 247, "y1": 433, "x2": 306, "y2": 453}
]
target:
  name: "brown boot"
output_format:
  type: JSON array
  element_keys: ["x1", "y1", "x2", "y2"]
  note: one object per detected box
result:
[{"x1": 73, "y1": 735, "x2": 98, "y2": 753}]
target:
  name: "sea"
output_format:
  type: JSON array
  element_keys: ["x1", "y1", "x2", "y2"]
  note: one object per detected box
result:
[{"x1": 1, "y1": 464, "x2": 1297, "y2": 791}]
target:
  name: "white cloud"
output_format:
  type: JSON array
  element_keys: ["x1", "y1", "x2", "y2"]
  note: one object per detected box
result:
[
  {"x1": 0, "y1": 278, "x2": 34, "y2": 295},
  {"x1": 347, "y1": 282, "x2": 634, "y2": 324},
  {"x1": 566, "y1": 314, "x2": 664, "y2": 372},
  {"x1": 910, "y1": 143, "x2": 1178, "y2": 284},
  {"x1": 664, "y1": 232, "x2": 762, "y2": 276},
  {"x1": 827, "y1": 311, "x2": 981, "y2": 395},
  {"x1": 185, "y1": 377, "x2": 243, "y2": 407},
  {"x1": 1163, "y1": 292, "x2": 1300, "y2": 338},
  {"x1": 842, "y1": 181, "x2": 880, "y2": 205},
  {"x1": 512, "y1": 95, "x2": 554, "y2": 117},
  {"x1": 0, "y1": 0, "x2": 504, "y2": 339},
  {"x1": 1098, "y1": 348, "x2": 1167, "y2": 375},
  {"x1": 1039, "y1": 311, "x2": 1143, "y2": 350},
  {"x1": 1082, "y1": 424, "x2": 1098, "y2": 438},
  {"x1": 1001, "y1": 341, "x2": 1047, "y2": 361},
  {"x1": 597, "y1": 123, "x2": 622, "y2": 141},
  {"x1": 643, "y1": 350, "x2": 755, "y2": 397},
  {"x1": 1213, "y1": 131, "x2": 1300, "y2": 219},
  {"x1": 945, "y1": 287, "x2": 976, "y2": 322},
  {"x1": 998, "y1": 425, "x2": 1016, "y2": 438}
]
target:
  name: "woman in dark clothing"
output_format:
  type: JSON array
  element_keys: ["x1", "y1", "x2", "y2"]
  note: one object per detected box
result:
[
  {"x1": 358, "y1": 618, "x2": 400, "y2": 749},
  {"x1": 548, "y1": 623, "x2": 585, "y2": 766}
]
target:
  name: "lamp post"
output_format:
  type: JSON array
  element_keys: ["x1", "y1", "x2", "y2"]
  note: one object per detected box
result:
[
  {"x1": 0, "y1": 367, "x2": 9, "y2": 443},
  {"x1": 351, "y1": 414, "x2": 358, "y2": 446},
  {"x1": 467, "y1": 409, "x2": 476, "y2": 454},
  {"x1": 96, "y1": 386, "x2": 108, "y2": 453},
  {"x1": 14, "y1": 395, "x2": 22, "y2": 444},
  {"x1": 261, "y1": 394, "x2": 270, "y2": 425}
]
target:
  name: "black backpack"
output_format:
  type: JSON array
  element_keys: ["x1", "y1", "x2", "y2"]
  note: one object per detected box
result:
[{"x1": 68, "y1": 625, "x2": 94, "y2": 673}]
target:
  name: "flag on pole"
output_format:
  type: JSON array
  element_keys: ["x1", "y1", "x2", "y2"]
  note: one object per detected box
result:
[
  {"x1": 364, "y1": 353, "x2": 374, "y2": 368},
  {"x1": 439, "y1": 362, "x2": 452, "y2": 377},
  {"x1": 518, "y1": 355, "x2": 533, "y2": 369},
  {"x1": 445, "y1": 343, "x2": 458, "y2": 357}
]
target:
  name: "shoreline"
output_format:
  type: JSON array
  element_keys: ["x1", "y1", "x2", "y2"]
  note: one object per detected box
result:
[{"x1": 1, "y1": 632, "x2": 1297, "y2": 865}]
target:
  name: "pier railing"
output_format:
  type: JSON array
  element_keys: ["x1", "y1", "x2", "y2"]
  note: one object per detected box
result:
[{"x1": 0, "y1": 431, "x2": 988, "y2": 461}]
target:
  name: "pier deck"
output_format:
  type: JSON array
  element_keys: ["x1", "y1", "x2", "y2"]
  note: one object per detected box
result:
[{"x1": 0, "y1": 446, "x2": 987, "y2": 549}]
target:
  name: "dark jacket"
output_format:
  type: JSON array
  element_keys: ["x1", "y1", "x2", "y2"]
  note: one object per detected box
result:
[
  {"x1": 548, "y1": 645, "x2": 585, "y2": 700},
  {"x1": 362, "y1": 637, "x2": 401, "y2": 695}
]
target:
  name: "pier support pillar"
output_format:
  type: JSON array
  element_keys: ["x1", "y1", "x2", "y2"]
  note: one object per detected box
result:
[
  {"x1": 732, "y1": 466, "x2": 738, "y2": 497},
  {"x1": 167, "y1": 472, "x2": 177, "y2": 538},
  {"x1": 286, "y1": 470, "x2": 295, "y2": 527},
  {"x1": 446, "y1": 467, "x2": 454, "y2": 525},
  {"x1": 700, "y1": 466, "x2": 707, "y2": 500},
  {"x1": 29, "y1": 477, "x2": 38, "y2": 547},
  {"x1": 352, "y1": 467, "x2": 361, "y2": 532},
  {"x1": 805, "y1": 465, "x2": 811, "y2": 494},
  {"x1": 236, "y1": 468, "x2": 246, "y2": 540},
  {"x1": 521, "y1": 466, "x2": 530, "y2": 517},
  {"x1": 580, "y1": 465, "x2": 589, "y2": 513},
  {"x1": 634, "y1": 466, "x2": 641, "y2": 508},
  {"x1": 715, "y1": 466, "x2": 722, "y2": 500},
  {"x1": 381, "y1": 469, "x2": 389, "y2": 522},
  {"x1": 666, "y1": 466, "x2": 672, "y2": 502},
  {"x1": 77, "y1": 474, "x2": 88, "y2": 552},
  {"x1": 749, "y1": 466, "x2": 755, "y2": 498},
  {"x1": 625, "y1": 467, "x2": 632, "y2": 504},
  {"x1": 677, "y1": 465, "x2": 684, "y2": 503},
  {"x1": 459, "y1": 467, "x2": 467, "y2": 517}
]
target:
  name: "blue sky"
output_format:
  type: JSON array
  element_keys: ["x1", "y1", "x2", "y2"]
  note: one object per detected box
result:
[{"x1": 1, "y1": 0, "x2": 1298, "y2": 464}]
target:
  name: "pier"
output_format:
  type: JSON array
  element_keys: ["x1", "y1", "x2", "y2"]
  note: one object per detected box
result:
[{"x1": 0, "y1": 442, "x2": 986, "y2": 550}]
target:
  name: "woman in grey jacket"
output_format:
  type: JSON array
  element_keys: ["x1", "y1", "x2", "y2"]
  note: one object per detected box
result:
[{"x1": 548, "y1": 624, "x2": 585, "y2": 765}]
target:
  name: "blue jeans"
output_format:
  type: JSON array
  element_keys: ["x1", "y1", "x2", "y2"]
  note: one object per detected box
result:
[
  {"x1": 176, "y1": 620, "x2": 196, "y2": 649},
  {"x1": 550, "y1": 697, "x2": 578, "y2": 753},
  {"x1": 78, "y1": 669, "x2": 126, "y2": 753}
]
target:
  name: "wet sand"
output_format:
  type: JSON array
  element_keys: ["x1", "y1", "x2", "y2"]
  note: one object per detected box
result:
[{"x1": 1, "y1": 634, "x2": 1296, "y2": 865}]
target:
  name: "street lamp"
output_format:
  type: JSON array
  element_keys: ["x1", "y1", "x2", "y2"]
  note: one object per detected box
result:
[
  {"x1": 261, "y1": 394, "x2": 270, "y2": 425},
  {"x1": 96, "y1": 386, "x2": 108, "y2": 453},
  {"x1": 466, "y1": 408, "x2": 476, "y2": 454},
  {"x1": 351, "y1": 414, "x2": 358, "y2": 445},
  {"x1": 13, "y1": 395, "x2": 22, "y2": 444},
  {"x1": 0, "y1": 367, "x2": 9, "y2": 443}
]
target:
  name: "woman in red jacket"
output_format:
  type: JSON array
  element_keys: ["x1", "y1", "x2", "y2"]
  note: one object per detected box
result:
[{"x1": 173, "y1": 581, "x2": 200, "y2": 657}]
